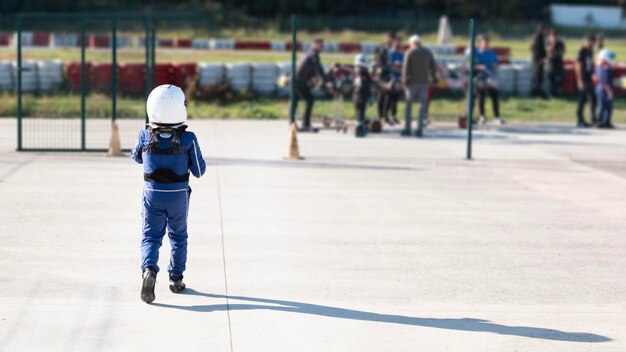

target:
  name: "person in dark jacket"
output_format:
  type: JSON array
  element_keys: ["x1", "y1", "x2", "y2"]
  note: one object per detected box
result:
[
  {"x1": 353, "y1": 53, "x2": 374, "y2": 137},
  {"x1": 374, "y1": 32, "x2": 396, "y2": 125},
  {"x1": 295, "y1": 38, "x2": 326, "y2": 132},
  {"x1": 576, "y1": 35, "x2": 597, "y2": 127},
  {"x1": 530, "y1": 24, "x2": 547, "y2": 98},
  {"x1": 546, "y1": 30, "x2": 566, "y2": 97}
]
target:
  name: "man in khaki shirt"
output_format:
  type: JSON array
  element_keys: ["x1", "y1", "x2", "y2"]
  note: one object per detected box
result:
[{"x1": 402, "y1": 35, "x2": 437, "y2": 137}]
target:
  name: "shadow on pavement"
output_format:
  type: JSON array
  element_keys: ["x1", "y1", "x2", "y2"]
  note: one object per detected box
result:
[
  {"x1": 210, "y1": 157, "x2": 417, "y2": 171},
  {"x1": 151, "y1": 289, "x2": 611, "y2": 343}
]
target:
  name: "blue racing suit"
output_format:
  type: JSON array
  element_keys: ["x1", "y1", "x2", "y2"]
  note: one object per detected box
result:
[{"x1": 131, "y1": 125, "x2": 206, "y2": 276}]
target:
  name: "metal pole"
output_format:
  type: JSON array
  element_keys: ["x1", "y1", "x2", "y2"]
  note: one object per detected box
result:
[
  {"x1": 111, "y1": 17, "x2": 117, "y2": 122},
  {"x1": 288, "y1": 14, "x2": 297, "y2": 125},
  {"x1": 151, "y1": 21, "x2": 156, "y2": 89},
  {"x1": 80, "y1": 18, "x2": 86, "y2": 151},
  {"x1": 16, "y1": 16, "x2": 22, "y2": 151},
  {"x1": 466, "y1": 19, "x2": 476, "y2": 160},
  {"x1": 144, "y1": 18, "x2": 150, "y2": 123}
]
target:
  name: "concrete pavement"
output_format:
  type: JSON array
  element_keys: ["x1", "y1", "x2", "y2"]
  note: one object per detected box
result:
[{"x1": 0, "y1": 120, "x2": 625, "y2": 351}]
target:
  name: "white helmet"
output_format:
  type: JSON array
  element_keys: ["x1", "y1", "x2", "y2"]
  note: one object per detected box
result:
[
  {"x1": 354, "y1": 54, "x2": 370, "y2": 68},
  {"x1": 598, "y1": 48, "x2": 616, "y2": 63},
  {"x1": 146, "y1": 84, "x2": 187, "y2": 125}
]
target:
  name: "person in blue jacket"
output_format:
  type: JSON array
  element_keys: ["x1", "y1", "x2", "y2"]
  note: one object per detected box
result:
[
  {"x1": 131, "y1": 84, "x2": 206, "y2": 304},
  {"x1": 595, "y1": 48, "x2": 616, "y2": 129}
]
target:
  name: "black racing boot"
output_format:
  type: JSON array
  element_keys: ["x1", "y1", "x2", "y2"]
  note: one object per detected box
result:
[
  {"x1": 141, "y1": 268, "x2": 157, "y2": 304},
  {"x1": 169, "y1": 274, "x2": 186, "y2": 293}
]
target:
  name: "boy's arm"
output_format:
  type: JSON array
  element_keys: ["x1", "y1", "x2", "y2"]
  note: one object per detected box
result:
[
  {"x1": 131, "y1": 131, "x2": 143, "y2": 164},
  {"x1": 188, "y1": 133, "x2": 206, "y2": 178}
]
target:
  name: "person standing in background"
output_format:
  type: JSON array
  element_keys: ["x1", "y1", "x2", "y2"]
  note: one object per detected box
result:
[
  {"x1": 546, "y1": 30, "x2": 566, "y2": 98},
  {"x1": 374, "y1": 32, "x2": 396, "y2": 125},
  {"x1": 575, "y1": 35, "x2": 597, "y2": 128},
  {"x1": 353, "y1": 54, "x2": 374, "y2": 137},
  {"x1": 595, "y1": 48, "x2": 616, "y2": 129},
  {"x1": 385, "y1": 37, "x2": 404, "y2": 125},
  {"x1": 401, "y1": 35, "x2": 437, "y2": 138},
  {"x1": 530, "y1": 24, "x2": 547, "y2": 98},
  {"x1": 471, "y1": 35, "x2": 504, "y2": 125},
  {"x1": 295, "y1": 38, "x2": 326, "y2": 133}
]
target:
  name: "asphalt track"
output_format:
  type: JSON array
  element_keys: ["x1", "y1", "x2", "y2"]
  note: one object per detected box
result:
[{"x1": 1, "y1": 120, "x2": 624, "y2": 351}]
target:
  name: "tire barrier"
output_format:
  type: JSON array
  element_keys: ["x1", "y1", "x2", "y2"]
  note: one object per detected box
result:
[
  {"x1": 118, "y1": 63, "x2": 145, "y2": 95},
  {"x1": 513, "y1": 62, "x2": 532, "y2": 96},
  {"x1": 0, "y1": 33, "x2": 9, "y2": 46},
  {"x1": 154, "y1": 63, "x2": 175, "y2": 86},
  {"x1": 497, "y1": 64, "x2": 516, "y2": 94},
  {"x1": 37, "y1": 60, "x2": 64, "y2": 92},
  {"x1": 13, "y1": 61, "x2": 38, "y2": 92},
  {"x1": 176, "y1": 38, "x2": 193, "y2": 48},
  {"x1": 210, "y1": 39, "x2": 235, "y2": 50},
  {"x1": 91, "y1": 63, "x2": 113, "y2": 91},
  {"x1": 198, "y1": 62, "x2": 225, "y2": 87},
  {"x1": 3, "y1": 58, "x2": 587, "y2": 97},
  {"x1": 251, "y1": 62, "x2": 278, "y2": 96},
  {"x1": 157, "y1": 39, "x2": 174, "y2": 48},
  {"x1": 0, "y1": 61, "x2": 13, "y2": 91},
  {"x1": 173, "y1": 63, "x2": 197, "y2": 89},
  {"x1": 225, "y1": 63, "x2": 251, "y2": 92},
  {"x1": 91, "y1": 35, "x2": 110, "y2": 48},
  {"x1": 66, "y1": 62, "x2": 92, "y2": 92},
  {"x1": 53, "y1": 33, "x2": 79, "y2": 48},
  {"x1": 276, "y1": 62, "x2": 292, "y2": 97}
]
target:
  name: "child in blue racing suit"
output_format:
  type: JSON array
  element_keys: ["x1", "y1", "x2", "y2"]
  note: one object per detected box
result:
[{"x1": 131, "y1": 84, "x2": 206, "y2": 303}]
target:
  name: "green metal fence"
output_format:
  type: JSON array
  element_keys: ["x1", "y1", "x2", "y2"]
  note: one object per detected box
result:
[{"x1": 13, "y1": 12, "x2": 210, "y2": 152}]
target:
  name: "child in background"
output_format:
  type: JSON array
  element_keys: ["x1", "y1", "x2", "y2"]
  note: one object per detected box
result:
[
  {"x1": 595, "y1": 49, "x2": 616, "y2": 129},
  {"x1": 386, "y1": 38, "x2": 404, "y2": 125},
  {"x1": 132, "y1": 84, "x2": 207, "y2": 304},
  {"x1": 353, "y1": 54, "x2": 374, "y2": 137}
]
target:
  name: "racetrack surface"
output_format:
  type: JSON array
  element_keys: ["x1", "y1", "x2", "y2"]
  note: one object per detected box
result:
[{"x1": 0, "y1": 120, "x2": 625, "y2": 351}]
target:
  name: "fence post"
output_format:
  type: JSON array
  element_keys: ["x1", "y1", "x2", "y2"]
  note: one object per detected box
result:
[
  {"x1": 288, "y1": 14, "x2": 297, "y2": 125},
  {"x1": 111, "y1": 16, "x2": 117, "y2": 122},
  {"x1": 151, "y1": 22, "x2": 156, "y2": 90},
  {"x1": 466, "y1": 19, "x2": 476, "y2": 160},
  {"x1": 144, "y1": 18, "x2": 150, "y2": 123},
  {"x1": 80, "y1": 17, "x2": 86, "y2": 151},
  {"x1": 16, "y1": 15, "x2": 22, "y2": 151}
]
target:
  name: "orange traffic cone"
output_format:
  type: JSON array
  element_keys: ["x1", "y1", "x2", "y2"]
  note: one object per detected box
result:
[
  {"x1": 107, "y1": 120, "x2": 122, "y2": 157},
  {"x1": 283, "y1": 123, "x2": 303, "y2": 160}
]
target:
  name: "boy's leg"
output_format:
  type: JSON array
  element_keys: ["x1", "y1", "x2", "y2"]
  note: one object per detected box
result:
[
  {"x1": 166, "y1": 188, "x2": 191, "y2": 276},
  {"x1": 141, "y1": 191, "x2": 168, "y2": 273}
]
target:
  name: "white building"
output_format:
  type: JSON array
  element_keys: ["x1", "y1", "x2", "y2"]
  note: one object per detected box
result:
[{"x1": 550, "y1": 4, "x2": 626, "y2": 29}]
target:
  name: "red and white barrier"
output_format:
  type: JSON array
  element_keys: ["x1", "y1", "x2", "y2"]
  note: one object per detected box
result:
[
  {"x1": 234, "y1": 40, "x2": 271, "y2": 50},
  {"x1": 0, "y1": 33, "x2": 10, "y2": 46},
  {"x1": 271, "y1": 40, "x2": 286, "y2": 51},
  {"x1": 176, "y1": 38, "x2": 192, "y2": 48},
  {"x1": 210, "y1": 39, "x2": 235, "y2": 50}
]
